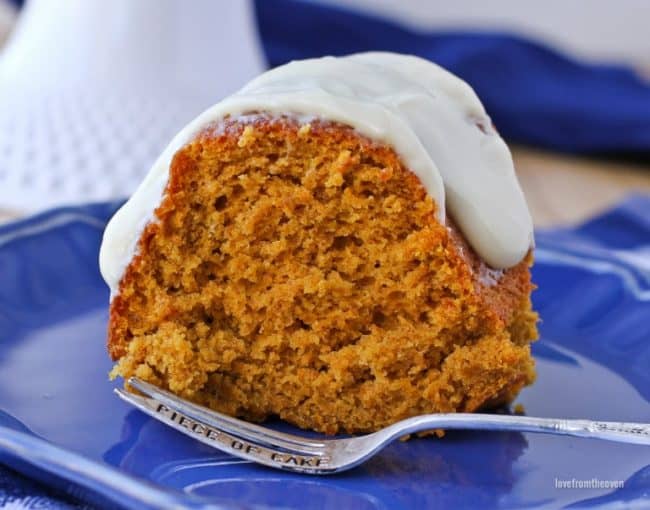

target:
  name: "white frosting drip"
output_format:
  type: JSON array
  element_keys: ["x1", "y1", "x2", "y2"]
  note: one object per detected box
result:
[{"x1": 99, "y1": 52, "x2": 534, "y2": 296}]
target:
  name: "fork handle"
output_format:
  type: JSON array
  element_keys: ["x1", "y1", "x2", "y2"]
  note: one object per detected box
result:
[
  {"x1": 383, "y1": 414, "x2": 650, "y2": 445},
  {"x1": 115, "y1": 389, "x2": 334, "y2": 474}
]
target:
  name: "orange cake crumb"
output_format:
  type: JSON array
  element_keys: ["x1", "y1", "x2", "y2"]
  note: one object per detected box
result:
[{"x1": 108, "y1": 115, "x2": 537, "y2": 434}]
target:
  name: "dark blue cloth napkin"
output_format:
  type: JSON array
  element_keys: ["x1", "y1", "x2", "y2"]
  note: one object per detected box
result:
[
  {"x1": 254, "y1": 0, "x2": 650, "y2": 154},
  {"x1": 0, "y1": 467, "x2": 90, "y2": 509}
]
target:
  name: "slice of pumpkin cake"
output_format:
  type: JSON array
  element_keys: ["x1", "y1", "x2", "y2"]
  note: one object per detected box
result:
[{"x1": 100, "y1": 53, "x2": 537, "y2": 434}]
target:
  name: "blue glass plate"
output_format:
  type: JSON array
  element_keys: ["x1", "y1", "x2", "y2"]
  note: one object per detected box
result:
[{"x1": 0, "y1": 198, "x2": 649, "y2": 509}]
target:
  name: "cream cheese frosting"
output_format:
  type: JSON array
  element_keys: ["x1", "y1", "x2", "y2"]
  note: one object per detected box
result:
[{"x1": 99, "y1": 52, "x2": 534, "y2": 297}]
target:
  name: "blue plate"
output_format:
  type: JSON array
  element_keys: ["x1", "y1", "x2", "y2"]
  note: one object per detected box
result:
[{"x1": 0, "y1": 197, "x2": 649, "y2": 509}]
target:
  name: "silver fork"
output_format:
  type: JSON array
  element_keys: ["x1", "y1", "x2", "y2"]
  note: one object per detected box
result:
[{"x1": 116, "y1": 377, "x2": 650, "y2": 474}]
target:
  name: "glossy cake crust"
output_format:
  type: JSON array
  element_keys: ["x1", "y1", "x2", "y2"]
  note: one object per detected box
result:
[{"x1": 108, "y1": 116, "x2": 537, "y2": 434}]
